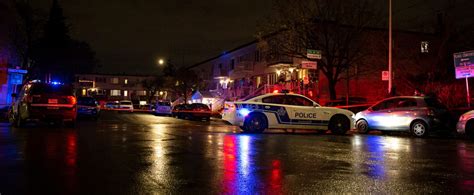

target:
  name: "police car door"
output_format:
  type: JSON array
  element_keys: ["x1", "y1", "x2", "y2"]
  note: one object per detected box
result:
[{"x1": 285, "y1": 95, "x2": 320, "y2": 129}]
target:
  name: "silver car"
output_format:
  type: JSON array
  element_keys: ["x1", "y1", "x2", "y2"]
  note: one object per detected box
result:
[
  {"x1": 354, "y1": 96, "x2": 450, "y2": 137},
  {"x1": 456, "y1": 110, "x2": 474, "y2": 140}
]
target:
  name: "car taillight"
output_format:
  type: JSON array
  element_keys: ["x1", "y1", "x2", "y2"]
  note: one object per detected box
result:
[{"x1": 68, "y1": 96, "x2": 77, "y2": 105}]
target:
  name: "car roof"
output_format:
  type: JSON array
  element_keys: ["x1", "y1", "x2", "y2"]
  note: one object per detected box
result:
[{"x1": 246, "y1": 93, "x2": 311, "y2": 102}]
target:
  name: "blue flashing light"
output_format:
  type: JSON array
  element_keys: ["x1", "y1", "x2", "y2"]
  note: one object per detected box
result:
[
  {"x1": 238, "y1": 108, "x2": 251, "y2": 117},
  {"x1": 51, "y1": 81, "x2": 62, "y2": 85}
]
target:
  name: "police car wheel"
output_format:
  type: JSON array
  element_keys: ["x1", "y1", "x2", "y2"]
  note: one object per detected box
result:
[
  {"x1": 329, "y1": 115, "x2": 350, "y2": 135},
  {"x1": 356, "y1": 119, "x2": 369, "y2": 134},
  {"x1": 244, "y1": 114, "x2": 267, "y2": 133}
]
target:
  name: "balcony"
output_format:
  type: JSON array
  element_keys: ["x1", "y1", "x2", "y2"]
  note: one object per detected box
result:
[{"x1": 229, "y1": 61, "x2": 253, "y2": 79}]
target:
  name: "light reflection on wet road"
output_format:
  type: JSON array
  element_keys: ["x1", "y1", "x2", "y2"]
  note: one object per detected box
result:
[{"x1": 0, "y1": 111, "x2": 473, "y2": 194}]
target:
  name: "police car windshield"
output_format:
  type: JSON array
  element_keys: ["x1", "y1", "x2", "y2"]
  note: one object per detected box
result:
[{"x1": 78, "y1": 97, "x2": 97, "y2": 106}]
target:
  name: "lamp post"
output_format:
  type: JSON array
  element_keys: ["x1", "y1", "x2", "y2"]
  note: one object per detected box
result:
[{"x1": 388, "y1": 0, "x2": 393, "y2": 94}]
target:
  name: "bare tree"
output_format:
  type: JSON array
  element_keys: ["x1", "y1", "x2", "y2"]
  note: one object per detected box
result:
[{"x1": 259, "y1": 0, "x2": 381, "y2": 99}]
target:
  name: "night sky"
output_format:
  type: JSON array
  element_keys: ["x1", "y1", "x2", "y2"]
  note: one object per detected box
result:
[{"x1": 31, "y1": 0, "x2": 472, "y2": 75}]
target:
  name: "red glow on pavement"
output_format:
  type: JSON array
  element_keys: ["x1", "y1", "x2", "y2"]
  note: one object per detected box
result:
[
  {"x1": 269, "y1": 159, "x2": 282, "y2": 193},
  {"x1": 222, "y1": 136, "x2": 237, "y2": 194}
]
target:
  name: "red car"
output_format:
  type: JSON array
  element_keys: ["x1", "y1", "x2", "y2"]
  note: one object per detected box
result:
[{"x1": 172, "y1": 103, "x2": 211, "y2": 121}]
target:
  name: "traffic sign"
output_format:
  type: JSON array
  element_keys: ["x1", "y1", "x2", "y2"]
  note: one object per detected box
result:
[
  {"x1": 307, "y1": 49, "x2": 321, "y2": 59},
  {"x1": 301, "y1": 61, "x2": 317, "y2": 69},
  {"x1": 382, "y1": 71, "x2": 389, "y2": 81},
  {"x1": 454, "y1": 50, "x2": 474, "y2": 79}
]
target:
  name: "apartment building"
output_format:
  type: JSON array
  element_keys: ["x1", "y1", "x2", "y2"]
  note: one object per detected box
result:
[
  {"x1": 189, "y1": 28, "x2": 441, "y2": 105},
  {"x1": 74, "y1": 74, "x2": 157, "y2": 102}
]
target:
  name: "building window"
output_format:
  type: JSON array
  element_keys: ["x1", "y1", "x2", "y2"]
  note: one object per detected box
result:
[
  {"x1": 137, "y1": 90, "x2": 147, "y2": 96},
  {"x1": 124, "y1": 79, "x2": 128, "y2": 84},
  {"x1": 218, "y1": 63, "x2": 222, "y2": 69},
  {"x1": 255, "y1": 50, "x2": 260, "y2": 62},
  {"x1": 421, "y1": 41, "x2": 429, "y2": 53},
  {"x1": 124, "y1": 90, "x2": 128, "y2": 97},
  {"x1": 230, "y1": 59, "x2": 235, "y2": 70},
  {"x1": 111, "y1": 90, "x2": 121, "y2": 96},
  {"x1": 111, "y1": 77, "x2": 119, "y2": 84}
]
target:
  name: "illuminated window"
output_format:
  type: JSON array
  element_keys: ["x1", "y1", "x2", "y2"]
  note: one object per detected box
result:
[
  {"x1": 421, "y1": 41, "x2": 429, "y2": 53},
  {"x1": 137, "y1": 90, "x2": 147, "y2": 96},
  {"x1": 82, "y1": 89, "x2": 86, "y2": 96},
  {"x1": 111, "y1": 78, "x2": 119, "y2": 84},
  {"x1": 124, "y1": 90, "x2": 128, "y2": 97},
  {"x1": 124, "y1": 79, "x2": 128, "y2": 84},
  {"x1": 110, "y1": 90, "x2": 121, "y2": 96}
]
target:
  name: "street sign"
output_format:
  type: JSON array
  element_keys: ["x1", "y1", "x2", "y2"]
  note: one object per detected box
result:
[
  {"x1": 307, "y1": 49, "x2": 322, "y2": 59},
  {"x1": 301, "y1": 61, "x2": 317, "y2": 69},
  {"x1": 382, "y1": 71, "x2": 389, "y2": 81},
  {"x1": 454, "y1": 50, "x2": 474, "y2": 79}
]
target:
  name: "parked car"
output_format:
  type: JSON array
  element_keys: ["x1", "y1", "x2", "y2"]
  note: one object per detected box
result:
[
  {"x1": 105, "y1": 101, "x2": 119, "y2": 109},
  {"x1": 222, "y1": 93, "x2": 354, "y2": 134},
  {"x1": 457, "y1": 110, "x2": 474, "y2": 140},
  {"x1": 155, "y1": 101, "x2": 172, "y2": 116},
  {"x1": 77, "y1": 96, "x2": 100, "y2": 119},
  {"x1": 173, "y1": 103, "x2": 211, "y2": 121},
  {"x1": 119, "y1": 100, "x2": 134, "y2": 112},
  {"x1": 354, "y1": 96, "x2": 452, "y2": 137},
  {"x1": 8, "y1": 81, "x2": 77, "y2": 127}
]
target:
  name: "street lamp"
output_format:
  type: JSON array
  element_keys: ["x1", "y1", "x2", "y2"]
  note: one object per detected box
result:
[{"x1": 158, "y1": 58, "x2": 164, "y2": 65}]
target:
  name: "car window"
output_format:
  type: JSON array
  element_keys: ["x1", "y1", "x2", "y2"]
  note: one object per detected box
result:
[
  {"x1": 371, "y1": 99, "x2": 398, "y2": 111},
  {"x1": 30, "y1": 83, "x2": 73, "y2": 96},
  {"x1": 262, "y1": 95, "x2": 285, "y2": 104},
  {"x1": 120, "y1": 101, "x2": 132, "y2": 105},
  {"x1": 78, "y1": 98, "x2": 97, "y2": 106},
  {"x1": 424, "y1": 98, "x2": 446, "y2": 109},
  {"x1": 396, "y1": 98, "x2": 418, "y2": 108},
  {"x1": 158, "y1": 102, "x2": 171, "y2": 106},
  {"x1": 286, "y1": 96, "x2": 314, "y2": 106}
]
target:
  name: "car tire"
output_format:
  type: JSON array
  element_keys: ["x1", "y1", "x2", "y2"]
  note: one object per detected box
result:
[
  {"x1": 329, "y1": 115, "x2": 350, "y2": 135},
  {"x1": 243, "y1": 113, "x2": 267, "y2": 134},
  {"x1": 356, "y1": 119, "x2": 370, "y2": 134},
  {"x1": 411, "y1": 120, "x2": 428, "y2": 137}
]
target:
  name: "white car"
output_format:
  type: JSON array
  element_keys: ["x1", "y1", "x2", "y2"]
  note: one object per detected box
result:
[
  {"x1": 457, "y1": 110, "x2": 474, "y2": 140},
  {"x1": 119, "y1": 100, "x2": 134, "y2": 112},
  {"x1": 222, "y1": 93, "x2": 355, "y2": 134}
]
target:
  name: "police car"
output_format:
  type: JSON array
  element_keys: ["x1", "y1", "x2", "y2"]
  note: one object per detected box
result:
[{"x1": 222, "y1": 93, "x2": 355, "y2": 134}]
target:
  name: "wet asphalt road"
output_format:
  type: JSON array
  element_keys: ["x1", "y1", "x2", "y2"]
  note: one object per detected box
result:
[{"x1": 0, "y1": 111, "x2": 473, "y2": 194}]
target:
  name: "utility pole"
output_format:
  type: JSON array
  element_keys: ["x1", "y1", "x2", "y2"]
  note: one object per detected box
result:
[{"x1": 388, "y1": 0, "x2": 393, "y2": 94}]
